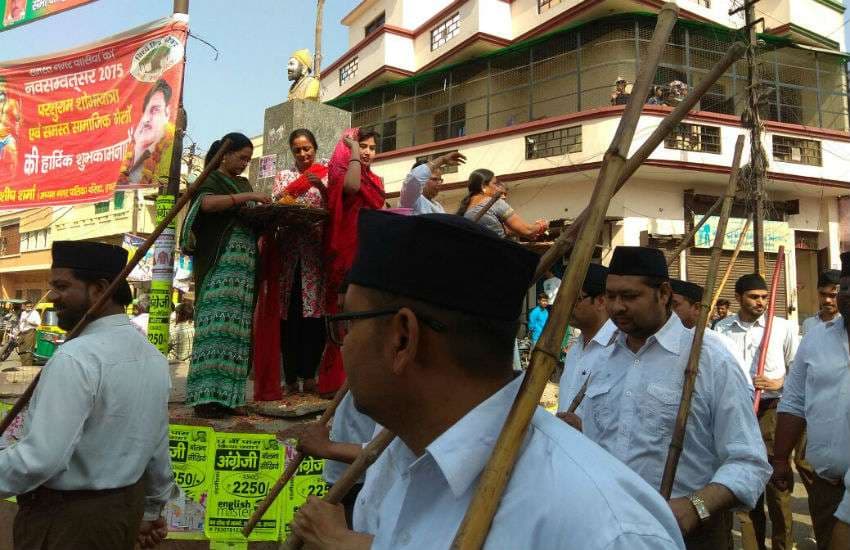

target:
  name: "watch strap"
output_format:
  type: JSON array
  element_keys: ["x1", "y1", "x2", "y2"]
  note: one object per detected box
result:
[{"x1": 688, "y1": 494, "x2": 710, "y2": 523}]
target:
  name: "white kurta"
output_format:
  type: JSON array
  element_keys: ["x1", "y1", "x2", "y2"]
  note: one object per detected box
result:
[
  {"x1": 354, "y1": 375, "x2": 686, "y2": 549},
  {"x1": 0, "y1": 314, "x2": 176, "y2": 520},
  {"x1": 579, "y1": 314, "x2": 771, "y2": 508},
  {"x1": 557, "y1": 319, "x2": 617, "y2": 412}
]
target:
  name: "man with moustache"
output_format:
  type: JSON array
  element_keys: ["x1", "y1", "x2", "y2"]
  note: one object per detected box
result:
[
  {"x1": 399, "y1": 152, "x2": 466, "y2": 215},
  {"x1": 0, "y1": 241, "x2": 175, "y2": 550},
  {"x1": 121, "y1": 79, "x2": 173, "y2": 185},
  {"x1": 771, "y1": 257, "x2": 850, "y2": 549},
  {"x1": 573, "y1": 246, "x2": 770, "y2": 550},
  {"x1": 715, "y1": 273, "x2": 799, "y2": 550},
  {"x1": 801, "y1": 269, "x2": 841, "y2": 336},
  {"x1": 670, "y1": 279, "x2": 703, "y2": 329}
]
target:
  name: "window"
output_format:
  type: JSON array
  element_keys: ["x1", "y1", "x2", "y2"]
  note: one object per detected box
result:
[
  {"x1": 365, "y1": 12, "x2": 385, "y2": 37},
  {"x1": 381, "y1": 119, "x2": 397, "y2": 153},
  {"x1": 433, "y1": 104, "x2": 466, "y2": 142},
  {"x1": 525, "y1": 126, "x2": 583, "y2": 159},
  {"x1": 114, "y1": 191, "x2": 126, "y2": 210},
  {"x1": 538, "y1": 0, "x2": 564, "y2": 13},
  {"x1": 415, "y1": 150, "x2": 462, "y2": 174},
  {"x1": 772, "y1": 135, "x2": 822, "y2": 166},
  {"x1": 0, "y1": 223, "x2": 20, "y2": 256},
  {"x1": 94, "y1": 201, "x2": 110, "y2": 214},
  {"x1": 20, "y1": 229, "x2": 48, "y2": 252},
  {"x1": 431, "y1": 12, "x2": 460, "y2": 51},
  {"x1": 339, "y1": 57, "x2": 359, "y2": 85},
  {"x1": 664, "y1": 123, "x2": 721, "y2": 154}
]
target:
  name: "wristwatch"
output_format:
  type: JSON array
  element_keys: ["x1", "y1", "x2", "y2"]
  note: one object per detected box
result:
[{"x1": 688, "y1": 494, "x2": 711, "y2": 523}]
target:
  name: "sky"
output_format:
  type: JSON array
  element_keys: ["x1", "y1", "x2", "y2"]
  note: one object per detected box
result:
[{"x1": 0, "y1": 0, "x2": 360, "y2": 152}]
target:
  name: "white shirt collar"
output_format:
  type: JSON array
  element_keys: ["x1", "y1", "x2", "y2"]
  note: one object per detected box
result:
[{"x1": 615, "y1": 313, "x2": 683, "y2": 355}]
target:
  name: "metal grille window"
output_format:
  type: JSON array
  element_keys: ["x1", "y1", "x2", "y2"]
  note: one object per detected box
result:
[
  {"x1": 525, "y1": 126, "x2": 582, "y2": 159},
  {"x1": 538, "y1": 0, "x2": 564, "y2": 13},
  {"x1": 339, "y1": 57, "x2": 358, "y2": 85},
  {"x1": 365, "y1": 12, "x2": 385, "y2": 37},
  {"x1": 664, "y1": 124, "x2": 721, "y2": 153},
  {"x1": 94, "y1": 201, "x2": 110, "y2": 214},
  {"x1": 431, "y1": 13, "x2": 460, "y2": 51},
  {"x1": 415, "y1": 150, "x2": 461, "y2": 174},
  {"x1": 773, "y1": 135, "x2": 822, "y2": 165}
]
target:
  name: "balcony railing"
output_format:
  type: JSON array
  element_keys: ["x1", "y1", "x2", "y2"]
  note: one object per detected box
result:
[{"x1": 332, "y1": 15, "x2": 849, "y2": 153}]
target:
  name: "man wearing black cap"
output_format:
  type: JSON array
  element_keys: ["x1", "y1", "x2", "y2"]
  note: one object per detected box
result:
[
  {"x1": 576, "y1": 246, "x2": 769, "y2": 550},
  {"x1": 801, "y1": 269, "x2": 841, "y2": 336},
  {"x1": 771, "y1": 256, "x2": 850, "y2": 549},
  {"x1": 556, "y1": 262, "x2": 616, "y2": 418},
  {"x1": 290, "y1": 212, "x2": 685, "y2": 549},
  {"x1": 670, "y1": 279, "x2": 704, "y2": 329},
  {"x1": 714, "y1": 272, "x2": 799, "y2": 550},
  {"x1": 0, "y1": 241, "x2": 175, "y2": 549}
]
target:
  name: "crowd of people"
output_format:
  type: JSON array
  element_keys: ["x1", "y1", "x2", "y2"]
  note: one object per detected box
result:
[{"x1": 0, "y1": 122, "x2": 847, "y2": 550}]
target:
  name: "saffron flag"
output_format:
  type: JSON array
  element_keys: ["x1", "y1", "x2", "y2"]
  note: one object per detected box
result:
[{"x1": 0, "y1": 16, "x2": 188, "y2": 208}]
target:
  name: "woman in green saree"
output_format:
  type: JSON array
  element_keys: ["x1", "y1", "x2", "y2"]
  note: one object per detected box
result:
[{"x1": 180, "y1": 132, "x2": 270, "y2": 418}]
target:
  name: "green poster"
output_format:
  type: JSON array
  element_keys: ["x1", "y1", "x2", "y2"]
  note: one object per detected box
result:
[
  {"x1": 281, "y1": 456, "x2": 329, "y2": 538},
  {"x1": 205, "y1": 433, "x2": 284, "y2": 541},
  {"x1": 164, "y1": 424, "x2": 214, "y2": 539}
]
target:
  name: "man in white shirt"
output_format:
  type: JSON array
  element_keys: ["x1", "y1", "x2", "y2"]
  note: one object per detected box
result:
[
  {"x1": 289, "y1": 211, "x2": 685, "y2": 549},
  {"x1": 573, "y1": 246, "x2": 770, "y2": 550},
  {"x1": 801, "y1": 269, "x2": 841, "y2": 336},
  {"x1": 557, "y1": 262, "x2": 615, "y2": 415},
  {"x1": 1, "y1": 241, "x2": 175, "y2": 550},
  {"x1": 398, "y1": 152, "x2": 465, "y2": 215},
  {"x1": 16, "y1": 300, "x2": 40, "y2": 366},
  {"x1": 714, "y1": 273, "x2": 799, "y2": 550},
  {"x1": 771, "y1": 256, "x2": 850, "y2": 549}
]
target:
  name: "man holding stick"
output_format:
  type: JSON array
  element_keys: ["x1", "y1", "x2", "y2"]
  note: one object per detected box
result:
[
  {"x1": 571, "y1": 246, "x2": 770, "y2": 549},
  {"x1": 556, "y1": 262, "x2": 616, "y2": 418},
  {"x1": 770, "y1": 256, "x2": 850, "y2": 549},
  {"x1": 715, "y1": 273, "x2": 799, "y2": 550},
  {"x1": 0, "y1": 241, "x2": 175, "y2": 549},
  {"x1": 290, "y1": 212, "x2": 685, "y2": 549}
]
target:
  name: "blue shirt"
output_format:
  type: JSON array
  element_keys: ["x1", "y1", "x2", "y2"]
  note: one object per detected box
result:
[
  {"x1": 398, "y1": 163, "x2": 445, "y2": 215},
  {"x1": 528, "y1": 306, "x2": 549, "y2": 343},
  {"x1": 580, "y1": 314, "x2": 771, "y2": 508},
  {"x1": 354, "y1": 375, "x2": 685, "y2": 549},
  {"x1": 777, "y1": 318, "x2": 850, "y2": 480}
]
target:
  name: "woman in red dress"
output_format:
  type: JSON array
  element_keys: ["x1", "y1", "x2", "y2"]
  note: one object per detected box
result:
[{"x1": 317, "y1": 127, "x2": 385, "y2": 395}]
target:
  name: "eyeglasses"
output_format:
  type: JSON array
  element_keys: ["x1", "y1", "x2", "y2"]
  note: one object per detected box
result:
[{"x1": 324, "y1": 307, "x2": 448, "y2": 346}]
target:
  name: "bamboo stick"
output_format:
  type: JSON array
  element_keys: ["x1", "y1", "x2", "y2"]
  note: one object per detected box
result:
[
  {"x1": 708, "y1": 215, "x2": 752, "y2": 312},
  {"x1": 659, "y1": 135, "x2": 745, "y2": 498},
  {"x1": 752, "y1": 247, "x2": 785, "y2": 413},
  {"x1": 242, "y1": 380, "x2": 350, "y2": 537},
  {"x1": 450, "y1": 7, "x2": 680, "y2": 549},
  {"x1": 0, "y1": 140, "x2": 234, "y2": 437},
  {"x1": 281, "y1": 428, "x2": 396, "y2": 550},
  {"x1": 533, "y1": 41, "x2": 747, "y2": 283},
  {"x1": 667, "y1": 195, "x2": 723, "y2": 267}
]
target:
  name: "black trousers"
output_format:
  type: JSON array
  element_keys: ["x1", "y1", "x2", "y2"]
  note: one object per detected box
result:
[{"x1": 281, "y1": 262, "x2": 326, "y2": 386}]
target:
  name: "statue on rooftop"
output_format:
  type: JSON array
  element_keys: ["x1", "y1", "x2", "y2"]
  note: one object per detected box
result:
[{"x1": 287, "y1": 49, "x2": 321, "y2": 101}]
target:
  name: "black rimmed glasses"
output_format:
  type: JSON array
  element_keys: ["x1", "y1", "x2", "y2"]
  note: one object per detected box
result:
[{"x1": 324, "y1": 308, "x2": 448, "y2": 346}]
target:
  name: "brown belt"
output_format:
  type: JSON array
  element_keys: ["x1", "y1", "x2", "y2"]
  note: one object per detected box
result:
[{"x1": 17, "y1": 483, "x2": 137, "y2": 507}]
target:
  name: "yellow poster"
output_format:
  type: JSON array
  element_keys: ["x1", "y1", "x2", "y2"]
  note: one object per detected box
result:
[
  {"x1": 164, "y1": 424, "x2": 214, "y2": 540},
  {"x1": 281, "y1": 455, "x2": 328, "y2": 538}
]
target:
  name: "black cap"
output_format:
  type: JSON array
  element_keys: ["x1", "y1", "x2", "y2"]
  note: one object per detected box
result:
[
  {"x1": 735, "y1": 273, "x2": 768, "y2": 294},
  {"x1": 818, "y1": 269, "x2": 841, "y2": 288},
  {"x1": 670, "y1": 279, "x2": 704, "y2": 302},
  {"x1": 841, "y1": 252, "x2": 850, "y2": 278},
  {"x1": 608, "y1": 246, "x2": 668, "y2": 278},
  {"x1": 52, "y1": 241, "x2": 131, "y2": 297},
  {"x1": 583, "y1": 263, "x2": 609, "y2": 296},
  {"x1": 349, "y1": 210, "x2": 538, "y2": 321}
]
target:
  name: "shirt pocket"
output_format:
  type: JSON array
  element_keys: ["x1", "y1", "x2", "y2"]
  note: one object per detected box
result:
[
  {"x1": 641, "y1": 382, "x2": 681, "y2": 438},
  {"x1": 585, "y1": 381, "x2": 616, "y2": 434}
]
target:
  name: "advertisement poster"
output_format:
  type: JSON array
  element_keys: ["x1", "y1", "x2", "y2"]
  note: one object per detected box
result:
[
  {"x1": 1, "y1": 0, "x2": 94, "y2": 32},
  {"x1": 281, "y1": 454, "x2": 328, "y2": 537},
  {"x1": 695, "y1": 216, "x2": 791, "y2": 253},
  {"x1": 205, "y1": 433, "x2": 284, "y2": 541},
  {"x1": 259, "y1": 154, "x2": 276, "y2": 179},
  {"x1": 165, "y1": 424, "x2": 214, "y2": 538},
  {"x1": 122, "y1": 233, "x2": 153, "y2": 282},
  {"x1": 0, "y1": 16, "x2": 188, "y2": 207}
]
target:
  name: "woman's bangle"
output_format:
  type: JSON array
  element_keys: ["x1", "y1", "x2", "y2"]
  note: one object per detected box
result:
[
  {"x1": 230, "y1": 195, "x2": 237, "y2": 207},
  {"x1": 349, "y1": 159, "x2": 361, "y2": 163}
]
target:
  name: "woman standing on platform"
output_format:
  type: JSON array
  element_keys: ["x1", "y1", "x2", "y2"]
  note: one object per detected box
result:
[
  {"x1": 318, "y1": 127, "x2": 385, "y2": 396},
  {"x1": 180, "y1": 132, "x2": 270, "y2": 418},
  {"x1": 458, "y1": 169, "x2": 548, "y2": 238}
]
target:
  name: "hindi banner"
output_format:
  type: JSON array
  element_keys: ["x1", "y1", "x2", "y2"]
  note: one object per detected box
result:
[
  {"x1": 0, "y1": 16, "x2": 187, "y2": 208},
  {"x1": 1, "y1": 0, "x2": 95, "y2": 32}
]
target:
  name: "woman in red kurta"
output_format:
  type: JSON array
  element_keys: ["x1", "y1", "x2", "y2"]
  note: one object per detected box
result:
[{"x1": 317, "y1": 127, "x2": 385, "y2": 395}]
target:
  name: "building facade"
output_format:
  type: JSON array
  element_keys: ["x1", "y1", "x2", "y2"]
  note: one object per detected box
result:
[{"x1": 321, "y1": 0, "x2": 850, "y2": 323}]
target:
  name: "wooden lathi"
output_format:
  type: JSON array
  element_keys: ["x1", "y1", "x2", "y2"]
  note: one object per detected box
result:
[{"x1": 237, "y1": 203, "x2": 327, "y2": 232}]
